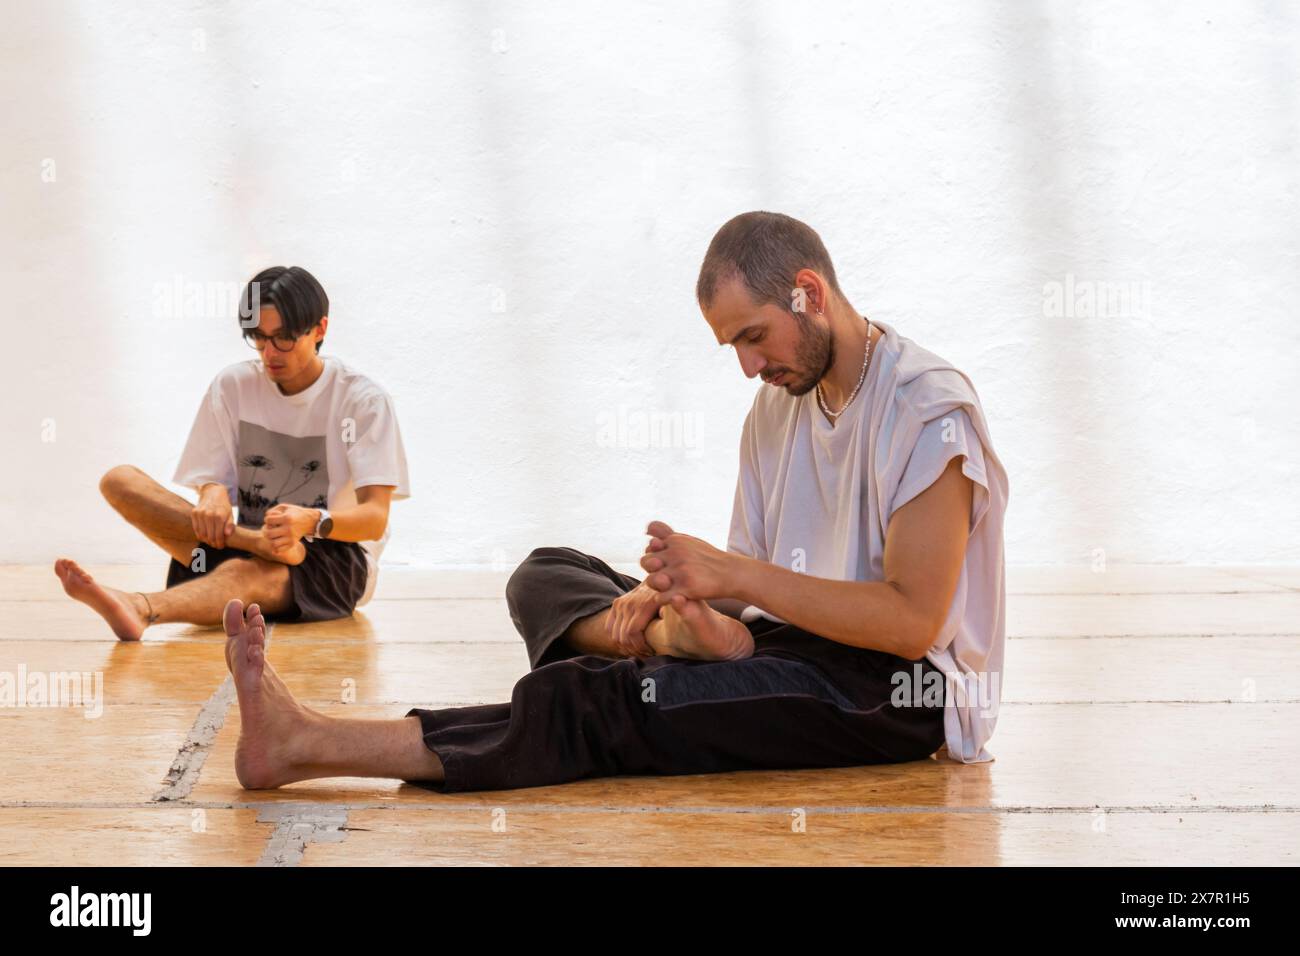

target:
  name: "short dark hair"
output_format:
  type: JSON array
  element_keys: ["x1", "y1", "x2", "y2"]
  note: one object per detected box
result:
[
  {"x1": 238, "y1": 266, "x2": 329, "y2": 353},
  {"x1": 695, "y1": 211, "x2": 843, "y2": 312}
]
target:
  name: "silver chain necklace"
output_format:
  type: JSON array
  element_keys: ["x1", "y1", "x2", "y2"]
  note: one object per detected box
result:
[{"x1": 816, "y1": 318, "x2": 875, "y2": 420}]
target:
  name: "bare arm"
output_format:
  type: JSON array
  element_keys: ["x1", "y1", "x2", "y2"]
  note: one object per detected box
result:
[
  {"x1": 641, "y1": 456, "x2": 974, "y2": 660},
  {"x1": 262, "y1": 485, "x2": 395, "y2": 556},
  {"x1": 319, "y1": 484, "x2": 394, "y2": 543}
]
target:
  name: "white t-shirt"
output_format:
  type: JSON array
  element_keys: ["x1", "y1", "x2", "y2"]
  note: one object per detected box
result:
[
  {"x1": 727, "y1": 319, "x2": 1010, "y2": 764},
  {"x1": 173, "y1": 356, "x2": 411, "y2": 606}
]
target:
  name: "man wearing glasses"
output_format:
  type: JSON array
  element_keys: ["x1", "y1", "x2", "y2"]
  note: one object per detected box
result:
[{"x1": 54, "y1": 265, "x2": 410, "y2": 640}]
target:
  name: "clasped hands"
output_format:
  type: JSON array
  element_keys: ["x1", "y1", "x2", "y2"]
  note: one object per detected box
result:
[
  {"x1": 604, "y1": 520, "x2": 736, "y2": 657},
  {"x1": 191, "y1": 484, "x2": 316, "y2": 559}
]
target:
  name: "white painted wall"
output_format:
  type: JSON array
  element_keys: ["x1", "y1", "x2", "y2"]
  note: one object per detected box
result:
[{"x1": 2, "y1": 0, "x2": 1297, "y2": 569}]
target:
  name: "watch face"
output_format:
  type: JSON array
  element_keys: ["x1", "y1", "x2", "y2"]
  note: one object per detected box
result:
[{"x1": 319, "y1": 516, "x2": 334, "y2": 538}]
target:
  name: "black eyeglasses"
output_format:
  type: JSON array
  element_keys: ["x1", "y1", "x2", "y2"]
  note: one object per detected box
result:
[{"x1": 243, "y1": 327, "x2": 307, "y2": 352}]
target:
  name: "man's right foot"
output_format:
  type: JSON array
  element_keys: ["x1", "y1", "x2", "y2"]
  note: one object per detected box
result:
[
  {"x1": 654, "y1": 596, "x2": 755, "y2": 661},
  {"x1": 53, "y1": 558, "x2": 147, "y2": 641},
  {"x1": 223, "y1": 598, "x2": 319, "y2": 790}
]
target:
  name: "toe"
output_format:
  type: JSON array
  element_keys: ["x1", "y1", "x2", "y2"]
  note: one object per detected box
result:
[{"x1": 223, "y1": 598, "x2": 245, "y2": 636}]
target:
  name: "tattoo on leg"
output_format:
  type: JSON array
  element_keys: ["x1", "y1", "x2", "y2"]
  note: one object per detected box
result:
[{"x1": 137, "y1": 591, "x2": 159, "y2": 625}]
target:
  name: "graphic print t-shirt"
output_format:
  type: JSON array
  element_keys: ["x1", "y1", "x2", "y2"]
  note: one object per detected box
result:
[{"x1": 172, "y1": 357, "x2": 411, "y2": 605}]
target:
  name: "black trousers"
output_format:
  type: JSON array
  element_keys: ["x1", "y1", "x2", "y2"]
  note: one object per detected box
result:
[{"x1": 405, "y1": 546, "x2": 946, "y2": 793}]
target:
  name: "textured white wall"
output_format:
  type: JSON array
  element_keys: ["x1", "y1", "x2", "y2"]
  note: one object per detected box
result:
[{"x1": 2, "y1": 0, "x2": 1297, "y2": 569}]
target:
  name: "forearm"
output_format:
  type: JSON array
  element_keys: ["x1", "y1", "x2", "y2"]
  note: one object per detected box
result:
[
  {"x1": 728, "y1": 555, "x2": 932, "y2": 659},
  {"x1": 315, "y1": 501, "x2": 389, "y2": 543}
]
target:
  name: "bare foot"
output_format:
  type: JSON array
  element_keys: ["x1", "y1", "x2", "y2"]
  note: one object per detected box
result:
[
  {"x1": 652, "y1": 595, "x2": 754, "y2": 661},
  {"x1": 54, "y1": 558, "x2": 147, "y2": 641},
  {"x1": 264, "y1": 538, "x2": 306, "y2": 566},
  {"x1": 223, "y1": 598, "x2": 318, "y2": 789},
  {"x1": 234, "y1": 527, "x2": 306, "y2": 566}
]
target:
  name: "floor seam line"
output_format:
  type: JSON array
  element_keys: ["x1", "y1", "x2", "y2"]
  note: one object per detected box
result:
[{"x1": 255, "y1": 805, "x2": 350, "y2": 866}]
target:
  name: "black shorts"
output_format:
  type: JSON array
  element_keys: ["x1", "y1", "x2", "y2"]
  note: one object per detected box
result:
[{"x1": 164, "y1": 537, "x2": 370, "y2": 623}]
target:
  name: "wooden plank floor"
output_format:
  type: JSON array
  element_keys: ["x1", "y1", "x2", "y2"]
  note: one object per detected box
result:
[{"x1": 2, "y1": 563, "x2": 1297, "y2": 866}]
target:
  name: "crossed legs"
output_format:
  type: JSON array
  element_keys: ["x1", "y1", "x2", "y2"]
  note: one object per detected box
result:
[
  {"x1": 55, "y1": 465, "x2": 298, "y2": 639},
  {"x1": 218, "y1": 547, "x2": 929, "y2": 794}
]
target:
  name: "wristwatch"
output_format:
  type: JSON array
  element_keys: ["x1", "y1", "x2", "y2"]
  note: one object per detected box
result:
[{"x1": 311, "y1": 509, "x2": 333, "y2": 541}]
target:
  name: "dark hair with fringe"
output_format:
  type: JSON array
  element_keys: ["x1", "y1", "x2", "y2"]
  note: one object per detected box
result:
[{"x1": 238, "y1": 266, "x2": 329, "y2": 353}]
